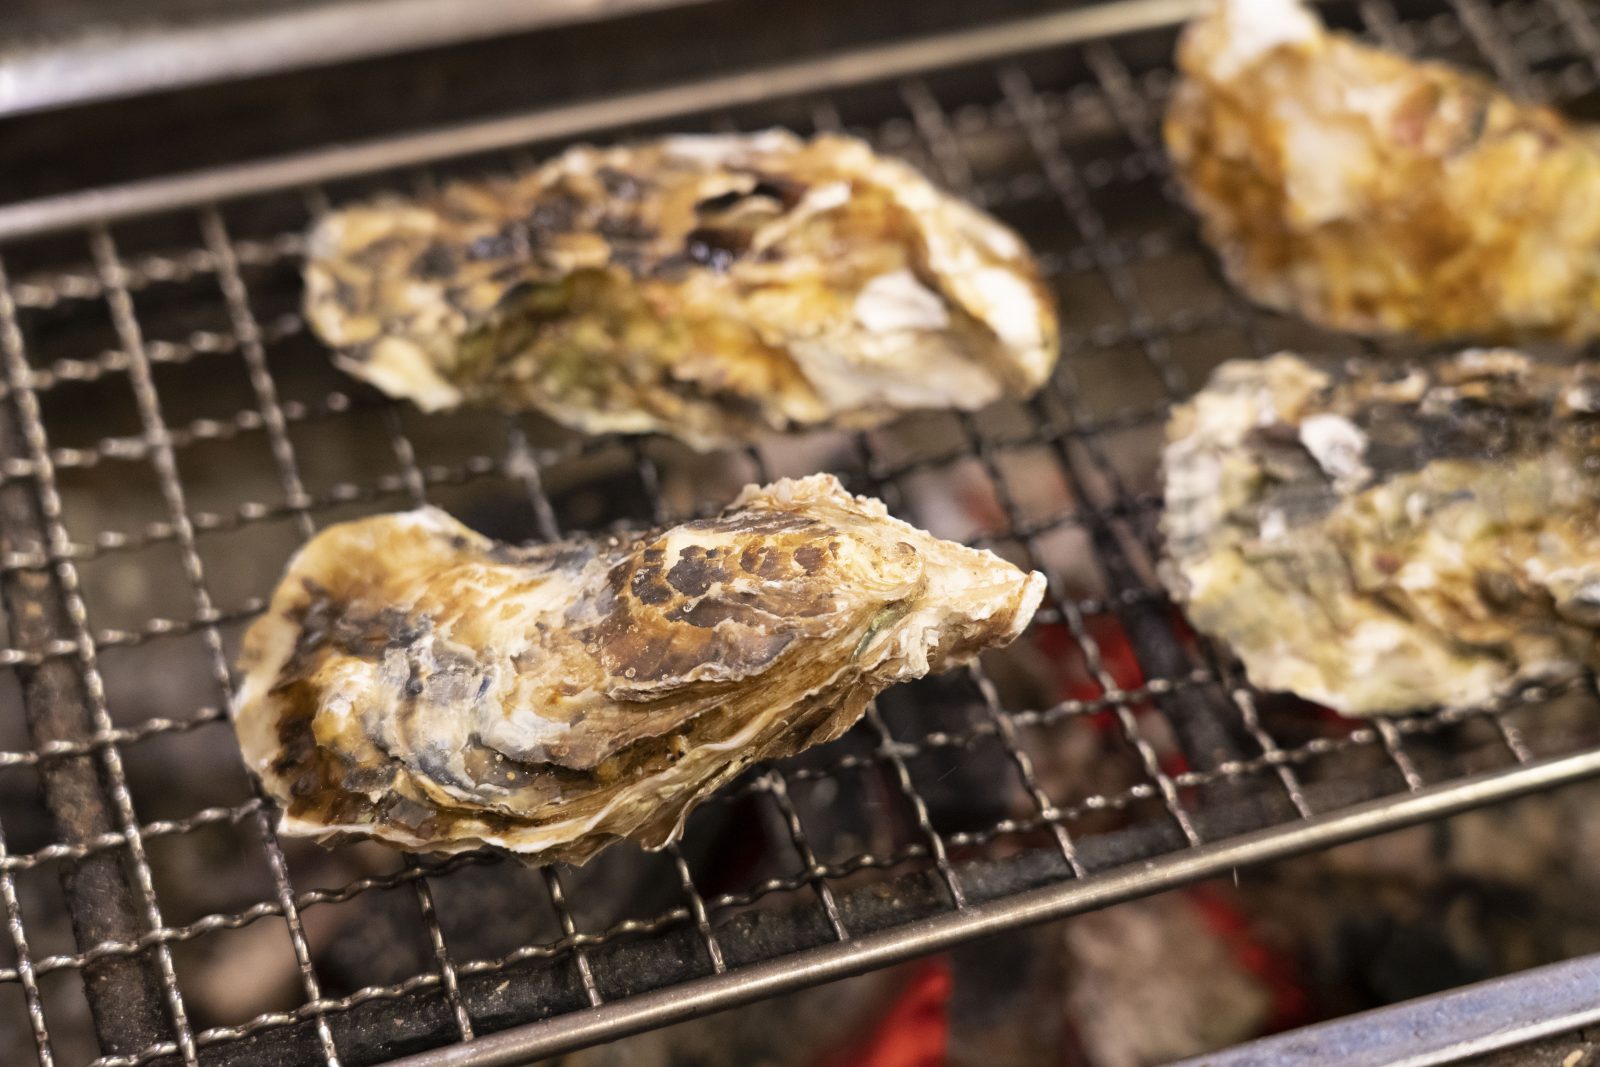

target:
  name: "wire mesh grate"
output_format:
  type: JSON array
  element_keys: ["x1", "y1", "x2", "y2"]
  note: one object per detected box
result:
[{"x1": 2, "y1": 0, "x2": 1600, "y2": 1064}]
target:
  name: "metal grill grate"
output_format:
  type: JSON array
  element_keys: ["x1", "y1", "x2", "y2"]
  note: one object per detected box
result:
[{"x1": 3, "y1": 1, "x2": 1600, "y2": 1064}]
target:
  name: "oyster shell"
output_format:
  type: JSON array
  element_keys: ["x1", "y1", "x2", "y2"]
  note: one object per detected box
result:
[
  {"x1": 1162, "y1": 350, "x2": 1600, "y2": 715},
  {"x1": 232, "y1": 474, "x2": 1044, "y2": 861},
  {"x1": 303, "y1": 130, "x2": 1058, "y2": 450},
  {"x1": 1165, "y1": 0, "x2": 1600, "y2": 341}
]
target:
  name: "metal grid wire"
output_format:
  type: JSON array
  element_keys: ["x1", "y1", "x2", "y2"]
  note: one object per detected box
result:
[{"x1": 1, "y1": 0, "x2": 1600, "y2": 1063}]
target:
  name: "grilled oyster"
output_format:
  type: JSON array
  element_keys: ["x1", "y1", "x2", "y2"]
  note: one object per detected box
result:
[
  {"x1": 1165, "y1": 0, "x2": 1600, "y2": 341},
  {"x1": 1162, "y1": 350, "x2": 1600, "y2": 715},
  {"x1": 232, "y1": 474, "x2": 1044, "y2": 861},
  {"x1": 303, "y1": 130, "x2": 1057, "y2": 450}
]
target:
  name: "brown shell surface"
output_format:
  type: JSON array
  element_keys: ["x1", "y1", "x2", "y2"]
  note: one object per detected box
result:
[
  {"x1": 1162, "y1": 349, "x2": 1600, "y2": 715},
  {"x1": 1164, "y1": 0, "x2": 1600, "y2": 341},
  {"x1": 303, "y1": 130, "x2": 1058, "y2": 450},
  {"x1": 231, "y1": 474, "x2": 1044, "y2": 862}
]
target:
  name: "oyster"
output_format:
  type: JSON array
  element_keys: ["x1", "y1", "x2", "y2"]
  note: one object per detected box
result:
[
  {"x1": 303, "y1": 130, "x2": 1058, "y2": 450},
  {"x1": 232, "y1": 474, "x2": 1044, "y2": 861},
  {"x1": 1165, "y1": 0, "x2": 1600, "y2": 341},
  {"x1": 1162, "y1": 350, "x2": 1600, "y2": 715}
]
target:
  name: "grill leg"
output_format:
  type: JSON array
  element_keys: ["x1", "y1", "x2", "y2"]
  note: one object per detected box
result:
[{"x1": 0, "y1": 407, "x2": 173, "y2": 1057}]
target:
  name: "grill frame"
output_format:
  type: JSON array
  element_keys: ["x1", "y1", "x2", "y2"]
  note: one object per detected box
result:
[{"x1": 3, "y1": 1, "x2": 1600, "y2": 1064}]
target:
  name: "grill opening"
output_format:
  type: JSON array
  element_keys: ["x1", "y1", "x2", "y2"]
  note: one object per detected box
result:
[{"x1": 3, "y1": 1, "x2": 1600, "y2": 1065}]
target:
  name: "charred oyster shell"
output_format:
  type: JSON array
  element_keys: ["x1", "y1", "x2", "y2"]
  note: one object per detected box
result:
[
  {"x1": 233, "y1": 474, "x2": 1044, "y2": 861},
  {"x1": 1162, "y1": 350, "x2": 1600, "y2": 715},
  {"x1": 303, "y1": 130, "x2": 1058, "y2": 450},
  {"x1": 1165, "y1": 0, "x2": 1600, "y2": 341}
]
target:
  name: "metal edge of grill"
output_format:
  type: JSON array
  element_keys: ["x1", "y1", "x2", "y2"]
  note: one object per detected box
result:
[
  {"x1": 383, "y1": 751, "x2": 1600, "y2": 1067},
  {"x1": 0, "y1": 0, "x2": 1212, "y2": 242},
  {"x1": 2, "y1": 1, "x2": 1600, "y2": 1065},
  {"x1": 0, "y1": 0, "x2": 718, "y2": 120}
]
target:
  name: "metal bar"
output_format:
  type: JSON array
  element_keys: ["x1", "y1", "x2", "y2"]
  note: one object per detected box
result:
[
  {"x1": 965, "y1": 658, "x2": 1087, "y2": 875},
  {"x1": 0, "y1": 315, "x2": 302, "y2": 403},
  {"x1": 825, "y1": 342, "x2": 1126, "y2": 895},
  {"x1": 499, "y1": 435, "x2": 615, "y2": 1008},
  {"x1": 0, "y1": 329, "x2": 1154, "y2": 508},
  {"x1": 791, "y1": 145, "x2": 1086, "y2": 859},
  {"x1": 861, "y1": 701, "x2": 969, "y2": 908},
  {"x1": 0, "y1": 356, "x2": 1165, "y2": 573},
  {"x1": 365, "y1": 378, "x2": 490, "y2": 1040},
  {"x1": 0, "y1": 170, "x2": 1134, "y2": 315},
  {"x1": 0, "y1": 0, "x2": 1212, "y2": 242},
  {"x1": 813, "y1": 406, "x2": 975, "y2": 909},
  {"x1": 22, "y1": 707, "x2": 1565, "y2": 1065},
  {"x1": 762, "y1": 769, "x2": 850, "y2": 940},
  {"x1": 990, "y1": 51, "x2": 1301, "y2": 815},
  {"x1": 0, "y1": 776, "x2": 55, "y2": 1066},
  {"x1": 542, "y1": 868, "x2": 603, "y2": 1008},
  {"x1": 502, "y1": 420, "x2": 563, "y2": 544},
  {"x1": 1446, "y1": 0, "x2": 1539, "y2": 93},
  {"x1": 1356, "y1": 0, "x2": 1536, "y2": 772},
  {"x1": 1103, "y1": 33, "x2": 1503, "y2": 787},
  {"x1": 0, "y1": 258, "x2": 184, "y2": 1059},
  {"x1": 666, "y1": 844, "x2": 726, "y2": 974},
  {"x1": 378, "y1": 748, "x2": 1600, "y2": 1067},
  {"x1": 373, "y1": 334, "x2": 602, "y2": 1020},
  {"x1": 198, "y1": 198, "x2": 345, "y2": 1064},
  {"x1": 501, "y1": 419, "x2": 729, "y2": 978},
  {"x1": 1373, "y1": 715, "x2": 1426, "y2": 790},
  {"x1": 0, "y1": 0, "x2": 712, "y2": 118},
  {"x1": 829, "y1": 85, "x2": 1093, "y2": 861},
  {"x1": 0, "y1": 657, "x2": 1534, "y2": 887},
  {"x1": 1, "y1": 211, "x2": 1186, "y2": 319},
  {"x1": 11, "y1": 4, "x2": 1596, "y2": 318},
  {"x1": 892, "y1": 79, "x2": 1205, "y2": 850},
  {"x1": 1163, "y1": 950, "x2": 1600, "y2": 1067},
  {"x1": 91, "y1": 223, "x2": 241, "y2": 1067},
  {"x1": 410, "y1": 858, "x2": 476, "y2": 1041},
  {"x1": 199, "y1": 208, "x2": 317, "y2": 535},
  {"x1": 727, "y1": 443, "x2": 860, "y2": 938},
  {"x1": 953, "y1": 66, "x2": 1212, "y2": 842},
  {"x1": 0, "y1": 410, "x2": 173, "y2": 1055},
  {"x1": 1226, "y1": 685, "x2": 1313, "y2": 818},
  {"x1": 1547, "y1": 0, "x2": 1600, "y2": 75},
  {"x1": 989, "y1": 67, "x2": 1184, "y2": 537},
  {"x1": 870, "y1": 399, "x2": 1089, "y2": 871},
  {"x1": 350, "y1": 168, "x2": 484, "y2": 1043},
  {"x1": 1, "y1": 5, "x2": 1594, "y2": 1065},
  {"x1": 1024, "y1": 479, "x2": 1204, "y2": 841},
  {"x1": 0, "y1": 800, "x2": 259, "y2": 884},
  {"x1": 20, "y1": 693, "x2": 1574, "y2": 1063}
]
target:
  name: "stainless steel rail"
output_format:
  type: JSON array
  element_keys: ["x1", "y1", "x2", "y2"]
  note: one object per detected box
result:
[
  {"x1": 0, "y1": 0, "x2": 1208, "y2": 243},
  {"x1": 0, "y1": 0, "x2": 710, "y2": 119},
  {"x1": 1165, "y1": 950, "x2": 1600, "y2": 1067},
  {"x1": 385, "y1": 751, "x2": 1600, "y2": 1067}
]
